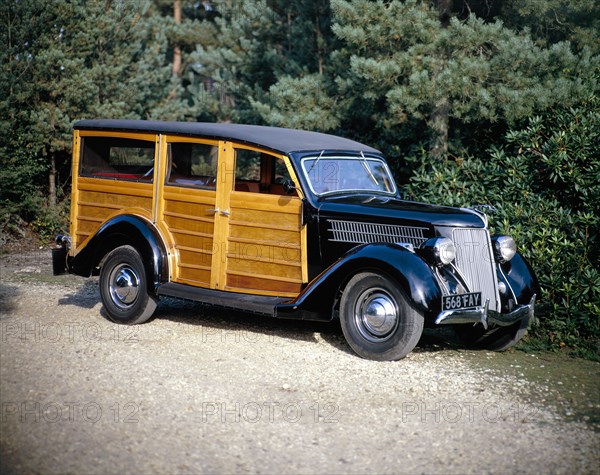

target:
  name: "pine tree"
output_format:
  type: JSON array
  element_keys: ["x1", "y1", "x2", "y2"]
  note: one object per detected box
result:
[
  {"x1": 184, "y1": 0, "x2": 286, "y2": 122},
  {"x1": 184, "y1": 0, "x2": 338, "y2": 124},
  {"x1": 1, "y1": 0, "x2": 83, "y2": 214},
  {"x1": 500, "y1": 0, "x2": 600, "y2": 52},
  {"x1": 331, "y1": 0, "x2": 596, "y2": 160},
  {"x1": 249, "y1": 0, "x2": 340, "y2": 130},
  {"x1": 251, "y1": 0, "x2": 597, "y2": 160},
  {"x1": 0, "y1": 0, "x2": 185, "y2": 227}
]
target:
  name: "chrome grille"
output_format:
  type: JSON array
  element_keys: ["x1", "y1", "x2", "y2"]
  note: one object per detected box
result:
[
  {"x1": 328, "y1": 219, "x2": 427, "y2": 247},
  {"x1": 452, "y1": 228, "x2": 499, "y2": 312}
]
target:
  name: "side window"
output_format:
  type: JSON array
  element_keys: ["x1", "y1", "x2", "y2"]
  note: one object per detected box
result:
[
  {"x1": 235, "y1": 149, "x2": 261, "y2": 183},
  {"x1": 80, "y1": 136, "x2": 155, "y2": 182},
  {"x1": 234, "y1": 148, "x2": 295, "y2": 195},
  {"x1": 166, "y1": 142, "x2": 218, "y2": 189}
]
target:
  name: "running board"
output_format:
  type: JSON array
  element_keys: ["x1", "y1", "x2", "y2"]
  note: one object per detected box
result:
[{"x1": 157, "y1": 282, "x2": 286, "y2": 316}]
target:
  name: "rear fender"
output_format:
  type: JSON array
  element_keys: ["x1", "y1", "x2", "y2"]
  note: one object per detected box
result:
[
  {"x1": 68, "y1": 215, "x2": 168, "y2": 293},
  {"x1": 276, "y1": 243, "x2": 442, "y2": 321}
]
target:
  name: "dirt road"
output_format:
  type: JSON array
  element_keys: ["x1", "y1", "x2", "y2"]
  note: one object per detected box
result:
[{"x1": 1, "y1": 250, "x2": 598, "y2": 474}]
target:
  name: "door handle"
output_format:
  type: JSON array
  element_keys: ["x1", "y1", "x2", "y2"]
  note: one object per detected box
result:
[{"x1": 206, "y1": 208, "x2": 230, "y2": 216}]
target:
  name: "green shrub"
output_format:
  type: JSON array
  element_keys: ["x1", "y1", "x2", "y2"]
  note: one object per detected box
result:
[
  {"x1": 32, "y1": 197, "x2": 71, "y2": 243},
  {"x1": 405, "y1": 96, "x2": 600, "y2": 358}
]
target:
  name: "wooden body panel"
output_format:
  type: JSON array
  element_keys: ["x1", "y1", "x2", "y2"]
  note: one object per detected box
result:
[
  {"x1": 224, "y1": 192, "x2": 304, "y2": 297},
  {"x1": 162, "y1": 186, "x2": 216, "y2": 286},
  {"x1": 75, "y1": 178, "x2": 153, "y2": 248},
  {"x1": 70, "y1": 130, "x2": 308, "y2": 299}
]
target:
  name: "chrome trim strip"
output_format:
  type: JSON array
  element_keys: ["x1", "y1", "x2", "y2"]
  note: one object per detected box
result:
[
  {"x1": 460, "y1": 206, "x2": 489, "y2": 228},
  {"x1": 497, "y1": 264, "x2": 518, "y2": 308},
  {"x1": 434, "y1": 267, "x2": 450, "y2": 294},
  {"x1": 436, "y1": 299, "x2": 489, "y2": 328}
]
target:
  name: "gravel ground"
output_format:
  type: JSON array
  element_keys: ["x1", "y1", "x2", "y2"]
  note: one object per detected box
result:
[{"x1": 1, "y1": 250, "x2": 599, "y2": 474}]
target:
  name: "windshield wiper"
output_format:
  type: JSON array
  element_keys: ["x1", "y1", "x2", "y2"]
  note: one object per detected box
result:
[
  {"x1": 360, "y1": 151, "x2": 379, "y2": 186},
  {"x1": 306, "y1": 150, "x2": 325, "y2": 176}
]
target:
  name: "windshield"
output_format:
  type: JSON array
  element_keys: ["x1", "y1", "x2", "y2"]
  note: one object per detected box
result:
[{"x1": 301, "y1": 155, "x2": 397, "y2": 196}]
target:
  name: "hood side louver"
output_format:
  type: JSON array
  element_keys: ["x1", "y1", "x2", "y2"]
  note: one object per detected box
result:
[{"x1": 328, "y1": 219, "x2": 428, "y2": 248}]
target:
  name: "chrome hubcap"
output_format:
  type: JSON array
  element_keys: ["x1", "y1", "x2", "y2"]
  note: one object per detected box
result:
[
  {"x1": 109, "y1": 264, "x2": 140, "y2": 308},
  {"x1": 355, "y1": 288, "x2": 399, "y2": 342}
]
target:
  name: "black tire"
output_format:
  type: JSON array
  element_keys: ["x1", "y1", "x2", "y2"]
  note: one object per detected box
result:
[
  {"x1": 339, "y1": 272, "x2": 424, "y2": 361},
  {"x1": 99, "y1": 245, "x2": 157, "y2": 324},
  {"x1": 455, "y1": 317, "x2": 529, "y2": 351}
]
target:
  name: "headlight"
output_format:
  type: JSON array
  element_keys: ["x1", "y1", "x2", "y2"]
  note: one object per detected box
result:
[
  {"x1": 421, "y1": 237, "x2": 456, "y2": 266},
  {"x1": 493, "y1": 236, "x2": 516, "y2": 263}
]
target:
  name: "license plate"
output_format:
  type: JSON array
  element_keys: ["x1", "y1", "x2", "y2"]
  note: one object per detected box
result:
[{"x1": 442, "y1": 292, "x2": 482, "y2": 311}]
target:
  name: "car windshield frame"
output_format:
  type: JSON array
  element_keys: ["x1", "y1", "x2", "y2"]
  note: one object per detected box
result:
[{"x1": 300, "y1": 154, "x2": 397, "y2": 197}]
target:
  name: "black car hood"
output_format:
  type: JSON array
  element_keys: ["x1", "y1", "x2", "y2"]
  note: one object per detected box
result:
[{"x1": 316, "y1": 195, "x2": 486, "y2": 229}]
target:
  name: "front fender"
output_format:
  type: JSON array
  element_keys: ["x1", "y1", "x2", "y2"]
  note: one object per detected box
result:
[
  {"x1": 276, "y1": 243, "x2": 442, "y2": 321},
  {"x1": 68, "y1": 215, "x2": 168, "y2": 292},
  {"x1": 500, "y1": 252, "x2": 541, "y2": 305}
]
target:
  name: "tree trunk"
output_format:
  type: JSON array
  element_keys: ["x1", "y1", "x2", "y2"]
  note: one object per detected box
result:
[
  {"x1": 429, "y1": 96, "x2": 449, "y2": 161},
  {"x1": 172, "y1": 0, "x2": 182, "y2": 77},
  {"x1": 49, "y1": 152, "x2": 57, "y2": 209},
  {"x1": 288, "y1": 12, "x2": 292, "y2": 54},
  {"x1": 435, "y1": 0, "x2": 454, "y2": 25},
  {"x1": 428, "y1": 0, "x2": 454, "y2": 160},
  {"x1": 316, "y1": 14, "x2": 323, "y2": 76}
]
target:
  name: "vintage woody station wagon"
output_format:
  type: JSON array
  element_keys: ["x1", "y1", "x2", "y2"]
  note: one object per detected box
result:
[{"x1": 53, "y1": 119, "x2": 540, "y2": 360}]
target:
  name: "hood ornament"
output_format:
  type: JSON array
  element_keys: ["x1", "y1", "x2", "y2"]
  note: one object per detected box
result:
[{"x1": 471, "y1": 204, "x2": 497, "y2": 214}]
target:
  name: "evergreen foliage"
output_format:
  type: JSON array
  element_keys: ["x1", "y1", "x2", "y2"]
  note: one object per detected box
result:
[
  {"x1": 335, "y1": 0, "x2": 593, "y2": 158},
  {"x1": 1, "y1": 0, "x2": 194, "y2": 234},
  {"x1": 407, "y1": 95, "x2": 600, "y2": 357},
  {"x1": 500, "y1": 0, "x2": 600, "y2": 52}
]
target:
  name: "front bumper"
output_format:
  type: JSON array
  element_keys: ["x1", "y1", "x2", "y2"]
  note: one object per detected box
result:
[{"x1": 435, "y1": 294, "x2": 536, "y2": 330}]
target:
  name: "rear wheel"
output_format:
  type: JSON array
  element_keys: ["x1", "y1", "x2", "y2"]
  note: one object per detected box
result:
[
  {"x1": 99, "y1": 245, "x2": 157, "y2": 324},
  {"x1": 339, "y1": 272, "x2": 424, "y2": 361}
]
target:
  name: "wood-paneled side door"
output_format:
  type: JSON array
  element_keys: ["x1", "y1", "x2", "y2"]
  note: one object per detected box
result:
[
  {"x1": 216, "y1": 145, "x2": 307, "y2": 297},
  {"x1": 159, "y1": 136, "x2": 222, "y2": 287}
]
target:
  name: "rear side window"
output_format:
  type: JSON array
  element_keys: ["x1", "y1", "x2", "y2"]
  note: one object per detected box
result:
[
  {"x1": 80, "y1": 136, "x2": 155, "y2": 182},
  {"x1": 166, "y1": 142, "x2": 218, "y2": 189}
]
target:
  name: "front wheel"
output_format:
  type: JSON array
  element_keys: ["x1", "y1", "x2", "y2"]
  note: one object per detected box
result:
[
  {"x1": 339, "y1": 272, "x2": 424, "y2": 361},
  {"x1": 99, "y1": 245, "x2": 157, "y2": 324}
]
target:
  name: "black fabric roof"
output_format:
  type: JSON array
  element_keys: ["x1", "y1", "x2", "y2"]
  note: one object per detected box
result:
[{"x1": 74, "y1": 119, "x2": 380, "y2": 155}]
